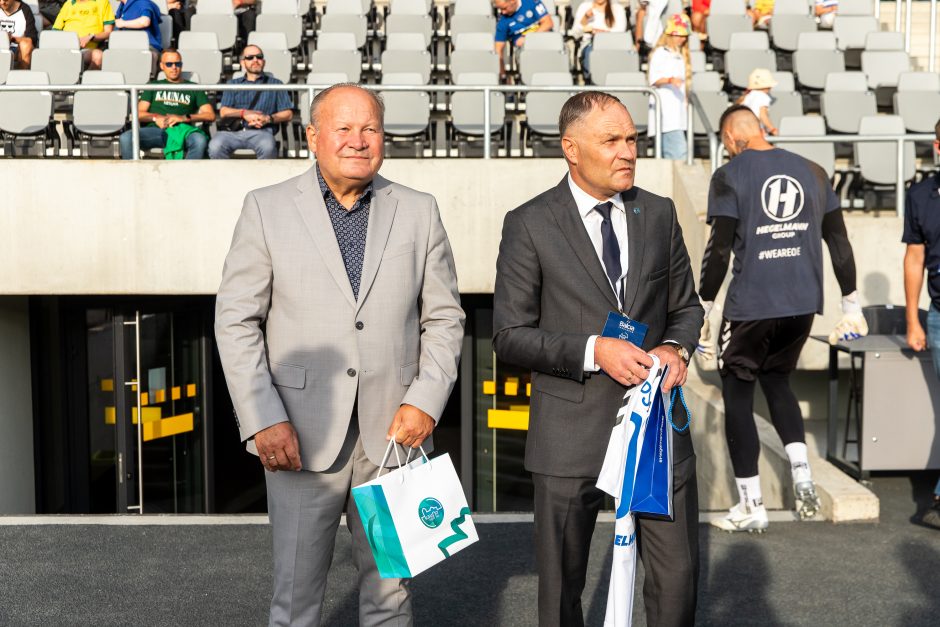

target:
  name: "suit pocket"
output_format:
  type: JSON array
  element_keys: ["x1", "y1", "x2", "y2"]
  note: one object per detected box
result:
[
  {"x1": 532, "y1": 372, "x2": 584, "y2": 403},
  {"x1": 401, "y1": 361, "x2": 418, "y2": 386},
  {"x1": 270, "y1": 362, "x2": 306, "y2": 389},
  {"x1": 648, "y1": 266, "x2": 668, "y2": 282},
  {"x1": 383, "y1": 241, "x2": 415, "y2": 260}
]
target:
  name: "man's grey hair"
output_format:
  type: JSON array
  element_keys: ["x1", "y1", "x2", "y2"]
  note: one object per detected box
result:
[
  {"x1": 308, "y1": 83, "x2": 385, "y2": 130},
  {"x1": 558, "y1": 91, "x2": 626, "y2": 137}
]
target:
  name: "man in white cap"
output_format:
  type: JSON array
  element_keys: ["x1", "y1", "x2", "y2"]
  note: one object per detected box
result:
[{"x1": 736, "y1": 68, "x2": 778, "y2": 136}]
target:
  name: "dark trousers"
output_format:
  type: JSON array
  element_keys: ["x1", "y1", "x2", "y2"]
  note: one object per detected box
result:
[{"x1": 532, "y1": 454, "x2": 699, "y2": 627}]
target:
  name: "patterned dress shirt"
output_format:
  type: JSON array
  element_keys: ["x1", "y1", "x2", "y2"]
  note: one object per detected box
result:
[{"x1": 317, "y1": 165, "x2": 373, "y2": 300}]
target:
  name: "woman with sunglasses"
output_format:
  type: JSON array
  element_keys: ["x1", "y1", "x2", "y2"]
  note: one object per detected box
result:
[{"x1": 646, "y1": 13, "x2": 692, "y2": 160}]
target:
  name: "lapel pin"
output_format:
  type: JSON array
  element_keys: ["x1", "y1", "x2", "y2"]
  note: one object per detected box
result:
[{"x1": 633, "y1": 207, "x2": 641, "y2": 215}]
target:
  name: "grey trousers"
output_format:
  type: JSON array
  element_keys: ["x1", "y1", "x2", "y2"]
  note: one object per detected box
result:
[
  {"x1": 532, "y1": 454, "x2": 699, "y2": 627},
  {"x1": 265, "y1": 425, "x2": 413, "y2": 627}
]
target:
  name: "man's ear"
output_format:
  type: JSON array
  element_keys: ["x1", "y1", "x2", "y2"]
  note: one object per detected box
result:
[
  {"x1": 561, "y1": 135, "x2": 578, "y2": 165},
  {"x1": 305, "y1": 124, "x2": 317, "y2": 154}
]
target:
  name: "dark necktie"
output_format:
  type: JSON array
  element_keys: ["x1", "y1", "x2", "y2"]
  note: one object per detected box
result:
[{"x1": 594, "y1": 201, "x2": 623, "y2": 305}]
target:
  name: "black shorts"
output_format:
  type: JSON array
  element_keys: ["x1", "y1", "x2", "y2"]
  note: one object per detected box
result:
[{"x1": 717, "y1": 314, "x2": 814, "y2": 381}]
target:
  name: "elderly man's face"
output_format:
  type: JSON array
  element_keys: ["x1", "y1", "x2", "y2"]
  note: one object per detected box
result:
[
  {"x1": 306, "y1": 87, "x2": 384, "y2": 187},
  {"x1": 563, "y1": 102, "x2": 638, "y2": 199}
]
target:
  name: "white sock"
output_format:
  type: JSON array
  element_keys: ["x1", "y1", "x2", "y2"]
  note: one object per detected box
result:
[
  {"x1": 785, "y1": 442, "x2": 812, "y2": 480},
  {"x1": 735, "y1": 476, "x2": 764, "y2": 513}
]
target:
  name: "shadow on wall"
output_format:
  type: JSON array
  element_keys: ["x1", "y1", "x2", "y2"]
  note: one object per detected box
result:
[{"x1": 863, "y1": 272, "x2": 892, "y2": 307}]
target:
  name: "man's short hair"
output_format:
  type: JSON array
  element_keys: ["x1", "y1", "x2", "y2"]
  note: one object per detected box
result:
[
  {"x1": 160, "y1": 48, "x2": 181, "y2": 61},
  {"x1": 240, "y1": 45, "x2": 262, "y2": 59},
  {"x1": 309, "y1": 83, "x2": 385, "y2": 130},
  {"x1": 718, "y1": 104, "x2": 757, "y2": 134},
  {"x1": 558, "y1": 91, "x2": 625, "y2": 137}
]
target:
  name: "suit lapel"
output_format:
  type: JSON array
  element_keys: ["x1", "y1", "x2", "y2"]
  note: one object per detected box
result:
[
  {"x1": 546, "y1": 178, "x2": 619, "y2": 310},
  {"x1": 294, "y1": 166, "x2": 357, "y2": 309},
  {"x1": 621, "y1": 187, "x2": 646, "y2": 315},
  {"x1": 356, "y1": 175, "x2": 398, "y2": 312}
]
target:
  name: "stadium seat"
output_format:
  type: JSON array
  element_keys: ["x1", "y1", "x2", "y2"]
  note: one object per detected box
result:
[
  {"x1": 380, "y1": 72, "x2": 431, "y2": 155},
  {"x1": 690, "y1": 50, "x2": 707, "y2": 73},
  {"x1": 385, "y1": 14, "x2": 434, "y2": 49},
  {"x1": 196, "y1": 0, "x2": 234, "y2": 14},
  {"x1": 453, "y1": 32, "x2": 493, "y2": 51},
  {"x1": 707, "y1": 12, "x2": 752, "y2": 52},
  {"x1": 178, "y1": 31, "x2": 224, "y2": 84},
  {"x1": 160, "y1": 14, "x2": 172, "y2": 50},
  {"x1": 449, "y1": 72, "x2": 507, "y2": 155},
  {"x1": 769, "y1": 0, "x2": 816, "y2": 52},
  {"x1": 777, "y1": 116, "x2": 836, "y2": 178},
  {"x1": 450, "y1": 49, "x2": 500, "y2": 80},
  {"x1": 256, "y1": 11, "x2": 304, "y2": 52},
  {"x1": 298, "y1": 71, "x2": 350, "y2": 127},
  {"x1": 0, "y1": 33, "x2": 12, "y2": 86},
  {"x1": 768, "y1": 72, "x2": 804, "y2": 128},
  {"x1": 325, "y1": 0, "x2": 368, "y2": 15},
  {"x1": 451, "y1": 0, "x2": 493, "y2": 15},
  {"x1": 592, "y1": 32, "x2": 634, "y2": 51},
  {"x1": 449, "y1": 15, "x2": 496, "y2": 43},
  {"x1": 692, "y1": 71, "x2": 723, "y2": 93},
  {"x1": 380, "y1": 49, "x2": 432, "y2": 83},
  {"x1": 855, "y1": 114, "x2": 915, "y2": 186},
  {"x1": 603, "y1": 71, "x2": 649, "y2": 132},
  {"x1": 246, "y1": 32, "x2": 293, "y2": 82},
  {"x1": 821, "y1": 71, "x2": 877, "y2": 134},
  {"x1": 103, "y1": 32, "x2": 153, "y2": 85},
  {"x1": 389, "y1": 0, "x2": 430, "y2": 15},
  {"x1": 66, "y1": 71, "x2": 128, "y2": 158},
  {"x1": 319, "y1": 13, "x2": 368, "y2": 50},
  {"x1": 523, "y1": 72, "x2": 573, "y2": 155},
  {"x1": 190, "y1": 8, "x2": 238, "y2": 52},
  {"x1": 837, "y1": 0, "x2": 875, "y2": 15},
  {"x1": 385, "y1": 32, "x2": 427, "y2": 51},
  {"x1": 690, "y1": 74, "x2": 730, "y2": 138},
  {"x1": 31, "y1": 31, "x2": 82, "y2": 86},
  {"x1": 860, "y1": 33, "x2": 911, "y2": 106},
  {"x1": 517, "y1": 49, "x2": 568, "y2": 85},
  {"x1": 864, "y1": 31, "x2": 904, "y2": 51},
  {"x1": 587, "y1": 49, "x2": 640, "y2": 86},
  {"x1": 315, "y1": 32, "x2": 358, "y2": 51},
  {"x1": 893, "y1": 72, "x2": 940, "y2": 134},
  {"x1": 522, "y1": 32, "x2": 564, "y2": 51},
  {"x1": 792, "y1": 31, "x2": 844, "y2": 90},
  {"x1": 725, "y1": 31, "x2": 776, "y2": 90},
  {"x1": 833, "y1": 16, "x2": 878, "y2": 51},
  {"x1": 308, "y1": 48, "x2": 362, "y2": 82},
  {"x1": 0, "y1": 70, "x2": 55, "y2": 157}
]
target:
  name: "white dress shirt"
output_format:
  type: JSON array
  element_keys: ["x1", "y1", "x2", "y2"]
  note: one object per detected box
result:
[{"x1": 567, "y1": 174, "x2": 629, "y2": 372}]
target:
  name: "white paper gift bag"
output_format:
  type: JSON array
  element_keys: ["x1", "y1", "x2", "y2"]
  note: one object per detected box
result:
[{"x1": 352, "y1": 441, "x2": 479, "y2": 579}]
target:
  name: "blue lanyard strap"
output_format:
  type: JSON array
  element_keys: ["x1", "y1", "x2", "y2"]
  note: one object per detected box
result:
[{"x1": 667, "y1": 386, "x2": 692, "y2": 433}]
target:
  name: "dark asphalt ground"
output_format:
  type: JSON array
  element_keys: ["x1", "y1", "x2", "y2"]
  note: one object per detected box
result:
[{"x1": 1, "y1": 474, "x2": 939, "y2": 626}]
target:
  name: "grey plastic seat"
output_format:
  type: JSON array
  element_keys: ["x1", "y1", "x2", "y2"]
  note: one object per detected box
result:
[
  {"x1": 256, "y1": 13, "x2": 304, "y2": 50},
  {"x1": 707, "y1": 14, "x2": 753, "y2": 52},
  {"x1": 725, "y1": 32, "x2": 776, "y2": 90},
  {"x1": 325, "y1": 0, "x2": 367, "y2": 14},
  {"x1": 593, "y1": 32, "x2": 634, "y2": 51},
  {"x1": 452, "y1": 0, "x2": 494, "y2": 15},
  {"x1": 838, "y1": 0, "x2": 875, "y2": 15},
  {"x1": 450, "y1": 15, "x2": 496, "y2": 42},
  {"x1": 792, "y1": 31, "x2": 844, "y2": 90},
  {"x1": 776, "y1": 116, "x2": 835, "y2": 178},
  {"x1": 189, "y1": 14, "x2": 237, "y2": 51},
  {"x1": 860, "y1": 48, "x2": 911, "y2": 90},
  {"x1": 262, "y1": 0, "x2": 299, "y2": 14},
  {"x1": 855, "y1": 115, "x2": 915, "y2": 185},
  {"x1": 833, "y1": 16, "x2": 878, "y2": 50},
  {"x1": 178, "y1": 31, "x2": 224, "y2": 84},
  {"x1": 316, "y1": 32, "x2": 358, "y2": 51},
  {"x1": 385, "y1": 14, "x2": 433, "y2": 49},
  {"x1": 380, "y1": 72, "x2": 430, "y2": 142},
  {"x1": 518, "y1": 49, "x2": 568, "y2": 85},
  {"x1": 247, "y1": 31, "x2": 289, "y2": 51},
  {"x1": 299, "y1": 71, "x2": 351, "y2": 125},
  {"x1": 690, "y1": 90, "x2": 729, "y2": 137},
  {"x1": 690, "y1": 50, "x2": 706, "y2": 73},
  {"x1": 308, "y1": 48, "x2": 362, "y2": 82},
  {"x1": 197, "y1": 0, "x2": 234, "y2": 14},
  {"x1": 768, "y1": 83, "x2": 804, "y2": 128},
  {"x1": 603, "y1": 71, "x2": 649, "y2": 131},
  {"x1": 385, "y1": 32, "x2": 427, "y2": 52},
  {"x1": 451, "y1": 72, "x2": 505, "y2": 137},
  {"x1": 453, "y1": 32, "x2": 493, "y2": 51},
  {"x1": 525, "y1": 72, "x2": 573, "y2": 138},
  {"x1": 102, "y1": 33, "x2": 153, "y2": 84},
  {"x1": 381, "y1": 49, "x2": 431, "y2": 83},
  {"x1": 450, "y1": 49, "x2": 500, "y2": 80},
  {"x1": 587, "y1": 49, "x2": 640, "y2": 85},
  {"x1": 692, "y1": 71, "x2": 723, "y2": 92},
  {"x1": 522, "y1": 32, "x2": 564, "y2": 51},
  {"x1": 893, "y1": 72, "x2": 940, "y2": 133},
  {"x1": 70, "y1": 71, "x2": 128, "y2": 154},
  {"x1": 320, "y1": 14, "x2": 368, "y2": 49},
  {"x1": 771, "y1": 71, "x2": 795, "y2": 91},
  {"x1": 0, "y1": 70, "x2": 53, "y2": 154},
  {"x1": 390, "y1": 0, "x2": 429, "y2": 15},
  {"x1": 865, "y1": 31, "x2": 904, "y2": 51},
  {"x1": 769, "y1": 0, "x2": 815, "y2": 51},
  {"x1": 821, "y1": 71, "x2": 877, "y2": 133},
  {"x1": 31, "y1": 31, "x2": 82, "y2": 86},
  {"x1": 0, "y1": 33, "x2": 14, "y2": 85},
  {"x1": 708, "y1": 0, "x2": 747, "y2": 14}
]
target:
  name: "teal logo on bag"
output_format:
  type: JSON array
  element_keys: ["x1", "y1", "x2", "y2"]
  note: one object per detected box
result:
[{"x1": 418, "y1": 497, "x2": 445, "y2": 528}]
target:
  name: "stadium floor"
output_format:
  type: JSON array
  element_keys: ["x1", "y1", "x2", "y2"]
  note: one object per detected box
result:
[{"x1": 1, "y1": 474, "x2": 938, "y2": 627}]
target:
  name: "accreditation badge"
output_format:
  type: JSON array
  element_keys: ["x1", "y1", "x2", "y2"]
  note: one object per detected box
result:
[{"x1": 601, "y1": 311, "x2": 649, "y2": 347}]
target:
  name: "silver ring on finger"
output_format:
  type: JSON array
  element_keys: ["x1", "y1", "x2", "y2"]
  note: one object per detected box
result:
[{"x1": 267, "y1": 454, "x2": 277, "y2": 461}]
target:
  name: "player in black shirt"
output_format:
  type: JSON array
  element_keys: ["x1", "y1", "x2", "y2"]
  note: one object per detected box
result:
[{"x1": 698, "y1": 106, "x2": 867, "y2": 532}]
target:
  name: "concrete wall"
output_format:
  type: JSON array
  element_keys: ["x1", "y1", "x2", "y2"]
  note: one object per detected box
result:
[{"x1": 0, "y1": 297, "x2": 35, "y2": 514}]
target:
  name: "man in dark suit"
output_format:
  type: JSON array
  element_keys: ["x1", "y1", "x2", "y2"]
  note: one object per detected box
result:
[{"x1": 493, "y1": 91, "x2": 703, "y2": 627}]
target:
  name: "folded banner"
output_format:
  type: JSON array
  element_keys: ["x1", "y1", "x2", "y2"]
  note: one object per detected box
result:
[
  {"x1": 352, "y1": 442, "x2": 479, "y2": 579},
  {"x1": 596, "y1": 355, "x2": 666, "y2": 627}
]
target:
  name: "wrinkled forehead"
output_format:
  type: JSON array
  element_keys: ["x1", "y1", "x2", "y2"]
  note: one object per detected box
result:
[
  {"x1": 579, "y1": 102, "x2": 635, "y2": 137},
  {"x1": 319, "y1": 89, "x2": 382, "y2": 126}
]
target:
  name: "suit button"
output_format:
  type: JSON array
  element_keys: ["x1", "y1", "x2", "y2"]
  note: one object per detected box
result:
[
  {"x1": 355, "y1": 321, "x2": 364, "y2": 330},
  {"x1": 347, "y1": 368, "x2": 357, "y2": 377}
]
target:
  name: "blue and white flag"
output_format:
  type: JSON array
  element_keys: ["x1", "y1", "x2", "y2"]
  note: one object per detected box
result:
[{"x1": 596, "y1": 355, "x2": 666, "y2": 627}]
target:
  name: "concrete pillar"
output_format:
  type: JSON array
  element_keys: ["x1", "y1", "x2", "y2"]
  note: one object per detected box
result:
[{"x1": 0, "y1": 297, "x2": 35, "y2": 514}]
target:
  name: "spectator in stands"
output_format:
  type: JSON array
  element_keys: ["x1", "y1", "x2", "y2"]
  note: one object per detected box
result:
[
  {"x1": 691, "y1": 0, "x2": 710, "y2": 41},
  {"x1": 165, "y1": 0, "x2": 190, "y2": 47},
  {"x1": 570, "y1": 0, "x2": 627, "y2": 82},
  {"x1": 38, "y1": 0, "x2": 63, "y2": 28},
  {"x1": 114, "y1": 0, "x2": 163, "y2": 76},
  {"x1": 232, "y1": 0, "x2": 257, "y2": 50},
  {"x1": 209, "y1": 45, "x2": 293, "y2": 160},
  {"x1": 747, "y1": 0, "x2": 774, "y2": 29},
  {"x1": 51, "y1": 0, "x2": 115, "y2": 70},
  {"x1": 0, "y1": 0, "x2": 38, "y2": 68},
  {"x1": 901, "y1": 118, "x2": 940, "y2": 530},
  {"x1": 647, "y1": 14, "x2": 692, "y2": 160},
  {"x1": 814, "y1": 0, "x2": 838, "y2": 29},
  {"x1": 634, "y1": 0, "x2": 668, "y2": 56},
  {"x1": 493, "y1": 0, "x2": 553, "y2": 79},
  {"x1": 736, "y1": 68, "x2": 778, "y2": 136},
  {"x1": 119, "y1": 49, "x2": 215, "y2": 159}
]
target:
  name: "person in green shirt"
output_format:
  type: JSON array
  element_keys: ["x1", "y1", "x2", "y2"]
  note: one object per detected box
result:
[{"x1": 119, "y1": 49, "x2": 216, "y2": 159}]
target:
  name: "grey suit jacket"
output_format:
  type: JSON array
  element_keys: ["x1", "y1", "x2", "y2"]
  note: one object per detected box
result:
[
  {"x1": 215, "y1": 167, "x2": 465, "y2": 471},
  {"x1": 493, "y1": 177, "x2": 704, "y2": 478}
]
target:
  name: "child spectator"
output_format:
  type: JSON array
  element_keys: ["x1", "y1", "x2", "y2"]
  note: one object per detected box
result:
[
  {"x1": 0, "y1": 0, "x2": 38, "y2": 68},
  {"x1": 815, "y1": 0, "x2": 838, "y2": 29},
  {"x1": 737, "y1": 68, "x2": 778, "y2": 136}
]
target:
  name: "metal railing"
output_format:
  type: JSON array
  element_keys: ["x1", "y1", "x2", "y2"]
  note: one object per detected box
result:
[
  {"x1": 686, "y1": 92, "x2": 718, "y2": 167},
  {"x1": 886, "y1": 0, "x2": 937, "y2": 71},
  {"x1": 709, "y1": 133, "x2": 936, "y2": 216},
  {"x1": 0, "y1": 82, "x2": 663, "y2": 160}
]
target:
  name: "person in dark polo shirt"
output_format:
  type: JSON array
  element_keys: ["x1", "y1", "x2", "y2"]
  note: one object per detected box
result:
[{"x1": 902, "y1": 117, "x2": 940, "y2": 530}]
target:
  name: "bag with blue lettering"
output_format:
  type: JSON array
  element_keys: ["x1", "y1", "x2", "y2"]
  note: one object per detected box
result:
[
  {"x1": 595, "y1": 355, "x2": 668, "y2": 627},
  {"x1": 351, "y1": 441, "x2": 479, "y2": 579}
]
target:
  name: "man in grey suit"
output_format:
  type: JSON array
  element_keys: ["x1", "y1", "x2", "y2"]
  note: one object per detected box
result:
[
  {"x1": 493, "y1": 92, "x2": 703, "y2": 626},
  {"x1": 215, "y1": 84, "x2": 465, "y2": 626}
]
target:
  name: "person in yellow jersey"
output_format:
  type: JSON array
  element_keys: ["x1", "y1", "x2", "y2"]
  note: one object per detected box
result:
[
  {"x1": 51, "y1": 0, "x2": 114, "y2": 69},
  {"x1": 748, "y1": 0, "x2": 774, "y2": 28}
]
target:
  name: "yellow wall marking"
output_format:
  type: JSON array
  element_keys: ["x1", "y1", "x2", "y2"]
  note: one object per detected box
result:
[
  {"x1": 141, "y1": 392, "x2": 149, "y2": 406},
  {"x1": 154, "y1": 389, "x2": 166, "y2": 404},
  {"x1": 487, "y1": 409, "x2": 529, "y2": 431},
  {"x1": 131, "y1": 407, "x2": 162, "y2": 424},
  {"x1": 144, "y1": 413, "x2": 194, "y2": 441},
  {"x1": 504, "y1": 377, "x2": 519, "y2": 396},
  {"x1": 105, "y1": 406, "x2": 115, "y2": 425},
  {"x1": 101, "y1": 379, "x2": 114, "y2": 392},
  {"x1": 171, "y1": 386, "x2": 181, "y2": 401},
  {"x1": 186, "y1": 383, "x2": 197, "y2": 397},
  {"x1": 526, "y1": 383, "x2": 531, "y2": 397},
  {"x1": 482, "y1": 380, "x2": 496, "y2": 395}
]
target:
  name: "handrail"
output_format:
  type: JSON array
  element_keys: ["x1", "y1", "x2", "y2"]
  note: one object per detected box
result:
[
  {"x1": 709, "y1": 133, "x2": 935, "y2": 217},
  {"x1": 0, "y1": 82, "x2": 663, "y2": 160},
  {"x1": 686, "y1": 92, "x2": 718, "y2": 170}
]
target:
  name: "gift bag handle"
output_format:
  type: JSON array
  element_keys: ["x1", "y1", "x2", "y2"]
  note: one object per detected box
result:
[
  {"x1": 667, "y1": 386, "x2": 692, "y2": 434},
  {"x1": 374, "y1": 435, "x2": 431, "y2": 481}
]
